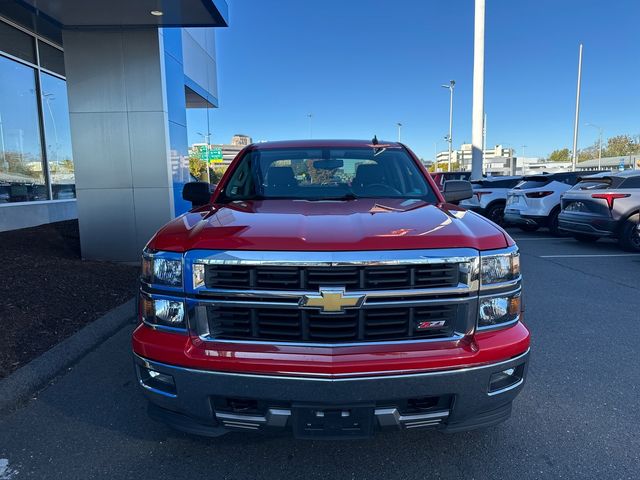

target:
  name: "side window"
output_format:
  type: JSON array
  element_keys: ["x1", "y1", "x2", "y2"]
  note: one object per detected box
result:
[{"x1": 620, "y1": 177, "x2": 640, "y2": 189}]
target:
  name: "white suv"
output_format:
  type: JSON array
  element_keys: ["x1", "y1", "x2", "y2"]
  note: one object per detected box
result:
[
  {"x1": 504, "y1": 172, "x2": 585, "y2": 234},
  {"x1": 460, "y1": 176, "x2": 523, "y2": 226}
]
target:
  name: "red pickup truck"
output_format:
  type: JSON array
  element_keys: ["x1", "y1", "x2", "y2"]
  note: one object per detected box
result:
[{"x1": 133, "y1": 139, "x2": 529, "y2": 439}]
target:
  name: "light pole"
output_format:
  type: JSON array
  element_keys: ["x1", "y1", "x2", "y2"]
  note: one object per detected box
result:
[
  {"x1": 197, "y1": 132, "x2": 212, "y2": 183},
  {"x1": 396, "y1": 122, "x2": 402, "y2": 142},
  {"x1": 572, "y1": 43, "x2": 584, "y2": 171},
  {"x1": 441, "y1": 80, "x2": 455, "y2": 172},
  {"x1": 471, "y1": 0, "x2": 485, "y2": 179},
  {"x1": 585, "y1": 123, "x2": 603, "y2": 170}
]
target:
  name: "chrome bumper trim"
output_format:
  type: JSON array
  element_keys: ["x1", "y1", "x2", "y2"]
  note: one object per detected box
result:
[{"x1": 134, "y1": 347, "x2": 530, "y2": 381}]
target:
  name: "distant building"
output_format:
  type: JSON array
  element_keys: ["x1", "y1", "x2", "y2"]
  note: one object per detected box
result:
[
  {"x1": 214, "y1": 134, "x2": 253, "y2": 165},
  {"x1": 189, "y1": 134, "x2": 254, "y2": 167},
  {"x1": 435, "y1": 144, "x2": 514, "y2": 173},
  {"x1": 575, "y1": 155, "x2": 640, "y2": 172}
]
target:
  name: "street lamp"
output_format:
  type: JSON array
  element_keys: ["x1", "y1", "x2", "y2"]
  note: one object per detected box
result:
[
  {"x1": 441, "y1": 80, "x2": 455, "y2": 172},
  {"x1": 585, "y1": 123, "x2": 603, "y2": 170},
  {"x1": 197, "y1": 132, "x2": 211, "y2": 145},
  {"x1": 396, "y1": 122, "x2": 402, "y2": 142}
]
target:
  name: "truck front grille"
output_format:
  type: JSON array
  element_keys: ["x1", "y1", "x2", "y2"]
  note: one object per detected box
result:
[
  {"x1": 204, "y1": 264, "x2": 460, "y2": 291},
  {"x1": 206, "y1": 304, "x2": 459, "y2": 343},
  {"x1": 188, "y1": 248, "x2": 479, "y2": 345}
]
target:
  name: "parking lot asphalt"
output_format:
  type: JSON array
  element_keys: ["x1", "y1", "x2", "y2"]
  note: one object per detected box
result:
[{"x1": 1, "y1": 229, "x2": 639, "y2": 480}]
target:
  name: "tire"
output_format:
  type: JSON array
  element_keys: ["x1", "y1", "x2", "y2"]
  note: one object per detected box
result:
[
  {"x1": 573, "y1": 234, "x2": 600, "y2": 243},
  {"x1": 548, "y1": 208, "x2": 567, "y2": 236},
  {"x1": 618, "y1": 214, "x2": 640, "y2": 252},
  {"x1": 485, "y1": 202, "x2": 506, "y2": 226},
  {"x1": 518, "y1": 224, "x2": 539, "y2": 233}
]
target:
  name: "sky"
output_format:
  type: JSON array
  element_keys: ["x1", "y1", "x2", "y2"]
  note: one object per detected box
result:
[{"x1": 188, "y1": 0, "x2": 640, "y2": 160}]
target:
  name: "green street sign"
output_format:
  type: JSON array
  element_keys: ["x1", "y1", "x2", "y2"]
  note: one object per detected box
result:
[
  {"x1": 209, "y1": 147, "x2": 223, "y2": 163},
  {"x1": 195, "y1": 145, "x2": 223, "y2": 162}
]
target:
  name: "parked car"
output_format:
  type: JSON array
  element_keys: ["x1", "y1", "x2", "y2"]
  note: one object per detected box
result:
[
  {"x1": 133, "y1": 139, "x2": 529, "y2": 439},
  {"x1": 460, "y1": 176, "x2": 523, "y2": 225},
  {"x1": 558, "y1": 170, "x2": 640, "y2": 251},
  {"x1": 504, "y1": 172, "x2": 590, "y2": 234},
  {"x1": 430, "y1": 171, "x2": 471, "y2": 191}
]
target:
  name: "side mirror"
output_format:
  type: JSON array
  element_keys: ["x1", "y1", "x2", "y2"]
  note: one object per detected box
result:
[
  {"x1": 443, "y1": 180, "x2": 473, "y2": 204},
  {"x1": 182, "y1": 182, "x2": 211, "y2": 207}
]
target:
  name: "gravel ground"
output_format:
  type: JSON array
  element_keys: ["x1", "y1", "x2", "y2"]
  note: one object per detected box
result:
[{"x1": 0, "y1": 221, "x2": 139, "y2": 378}]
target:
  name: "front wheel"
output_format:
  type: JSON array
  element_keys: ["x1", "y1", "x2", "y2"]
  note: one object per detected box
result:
[
  {"x1": 485, "y1": 203, "x2": 506, "y2": 226},
  {"x1": 518, "y1": 224, "x2": 539, "y2": 233},
  {"x1": 573, "y1": 234, "x2": 600, "y2": 243},
  {"x1": 618, "y1": 214, "x2": 640, "y2": 252}
]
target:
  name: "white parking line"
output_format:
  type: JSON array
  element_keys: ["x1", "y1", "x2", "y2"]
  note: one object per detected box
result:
[{"x1": 540, "y1": 254, "x2": 640, "y2": 258}]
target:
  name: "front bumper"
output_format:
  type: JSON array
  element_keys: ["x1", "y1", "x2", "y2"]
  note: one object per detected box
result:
[
  {"x1": 558, "y1": 212, "x2": 617, "y2": 237},
  {"x1": 134, "y1": 348, "x2": 530, "y2": 438}
]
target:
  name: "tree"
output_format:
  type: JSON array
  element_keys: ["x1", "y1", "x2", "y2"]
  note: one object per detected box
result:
[
  {"x1": 603, "y1": 135, "x2": 640, "y2": 157},
  {"x1": 577, "y1": 143, "x2": 599, "y2": 162},
  {"x1": 548, "y1": 148, "x2": 570, "y2": 162},
  {"x1": 189, "y1": 157, "x2": 208, "y2": 181}
]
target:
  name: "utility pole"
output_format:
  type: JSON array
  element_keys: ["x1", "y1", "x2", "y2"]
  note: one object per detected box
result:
[
  {"x1": 396, "y1": 122, "x2": 402, "y2": 142},
  {"x1": 441, "y1": 80, "x2": 455, "y2": 171},
  {"x1": 482, "y1": 113, "x2": 487, "y2": 169},
  {"x1": 307, "y1": 113, "x2": 313, "y2": 139},
  {"x1": 471, "y1": 0, "x2": 485, "y2": 179},
  {"x1": 197, "y1": 132, "x2": 212, "y2": 184},
  {"x1": 586, "y1": 123, "x2": 603, "y2": 170},
  {"x1": 572, "y1": 43, "x2": 583, "y2": 171}
]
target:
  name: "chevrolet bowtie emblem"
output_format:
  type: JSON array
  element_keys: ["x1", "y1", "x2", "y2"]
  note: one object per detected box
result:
[{"x1": 301, "y1": 288, "x2": 365, "y2": 313}]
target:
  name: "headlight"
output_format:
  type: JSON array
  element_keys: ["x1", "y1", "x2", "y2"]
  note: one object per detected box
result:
[
  {"x1": 478, "y1": 292, "x2": 521, "y2": 329},
  {"x1": 140, "y1": 294, "x2": 186, "y2": 329},
  {"x1": 154, "y1": 258, "x2": 182, "y2": 286},
  {"x1": 481, "y1": 248, "x2": 520, "y2": 287},
  {"x1": 140, "y1": 250, "x2": 183, "y2": 287}
]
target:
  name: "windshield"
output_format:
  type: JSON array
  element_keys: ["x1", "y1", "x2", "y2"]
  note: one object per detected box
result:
[
  {"x1": 514, "y1": 178, "x2": 551, "y2": 189},
  {"x1": 220, "y1": 147, "x2": 438, "y2": 202}
]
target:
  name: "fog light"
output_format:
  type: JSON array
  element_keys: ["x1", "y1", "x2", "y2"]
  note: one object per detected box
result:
[
  {"x1": 138, "y1": 365, "x2": 176, "y2": 397},
  {"x1": 489, "y1": 364, "x2": 524, "y2": 394}
]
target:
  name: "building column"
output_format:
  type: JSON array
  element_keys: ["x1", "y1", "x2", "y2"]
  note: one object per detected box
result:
[{"x1": 62, "y1": 28, "x2": 184, "y2": 262}]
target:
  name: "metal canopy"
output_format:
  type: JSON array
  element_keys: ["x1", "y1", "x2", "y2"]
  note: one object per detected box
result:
[{"x1": 20, "y1": 0, "x2": 228, "y2": 28}]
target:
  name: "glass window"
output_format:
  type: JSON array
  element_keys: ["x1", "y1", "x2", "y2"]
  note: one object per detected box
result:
[
  {"x1": 222, "y1": 147, "x2": 438, "y2": 202},
  {"x1": 0, "y1": 55, "x2": 47, "y2": 203},
  {"x1": 514, "y1": 178, "x2": 551, "y2": 189},
  {"x1": 40, "y1": 72, "x2": 75, "y2": 199},
  {"x1": 38, "y1": 40, "x2": 65, "y2": 76},
  {"x1": 0, "y1": 20, "x2": 35, "y2": 63},
  {"x1": 620, "y1": 176, "x2": 640, "y2": 189}
]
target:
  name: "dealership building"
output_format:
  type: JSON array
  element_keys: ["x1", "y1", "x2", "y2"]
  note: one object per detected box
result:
[{"x1": 0, "y1": 0, "x2": 228, "y2": 261}]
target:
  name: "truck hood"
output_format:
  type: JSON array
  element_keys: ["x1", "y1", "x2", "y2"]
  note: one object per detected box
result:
[{"x1": 149, "y1": 199, "x2": 510, "y2": 252}]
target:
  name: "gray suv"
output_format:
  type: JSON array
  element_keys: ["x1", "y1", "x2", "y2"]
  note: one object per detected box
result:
[{"x1": 558, "y1": 171, "x2": 640, "y2": 251}]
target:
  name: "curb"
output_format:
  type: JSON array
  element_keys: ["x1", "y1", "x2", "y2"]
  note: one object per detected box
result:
[{"x1": 0, "y1": 298, "x2": 136, "y2": 413}]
